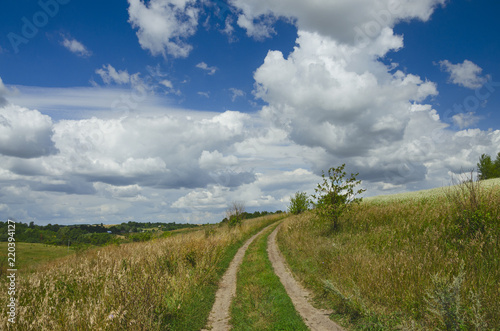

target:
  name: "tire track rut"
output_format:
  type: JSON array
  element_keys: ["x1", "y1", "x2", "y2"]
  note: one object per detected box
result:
[{"x1": 267, "y1": 223, "x2": 344, "y2": 331}]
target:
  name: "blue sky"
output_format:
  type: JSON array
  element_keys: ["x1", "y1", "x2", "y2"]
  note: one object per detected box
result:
[{"x1": 0, "y1": 0, "x2": 499, "y2": 225}]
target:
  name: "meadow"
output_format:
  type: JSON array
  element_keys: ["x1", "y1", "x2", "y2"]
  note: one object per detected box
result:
[
  {"x1": 0, "y1": 214, "x2": 282, "y2": 330},
  {"x1": 0, "y1": 242, "x2": 75, "y2": 275},
  {"x1": 277, "y1": 178, "x2": 500, "y2": 329}
]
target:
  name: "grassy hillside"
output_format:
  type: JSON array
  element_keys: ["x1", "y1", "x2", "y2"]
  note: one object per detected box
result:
[
  {"x1": 365, "y1": 177, "x2": 500, "y2": 203},
  {"x1": 0, "y1": 214, "x2": 283, "y2": 330},
  {"x1": 277, "y1": 179, "x2": 500, "y2": 329}
]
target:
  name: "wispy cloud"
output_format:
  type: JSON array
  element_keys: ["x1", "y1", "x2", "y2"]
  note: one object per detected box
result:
[
  {"x1": 229, "y1": 88, "x2": 245, "y2": 101},
  {"x1": 222, "y1": 17, "x2": 237, "y2": 43},
  {"x1": 452, "y1": 112, "x2": 481, "y2": 129},
  {"x1": 196, "y1": 62, "x2": 218, "y2": 75},
  {"x1": 61, "y1": 36, "x2": 92, "y2": 57},
  {"x1": 96, "y1": 64, "x2": 133, "y2": 85}
]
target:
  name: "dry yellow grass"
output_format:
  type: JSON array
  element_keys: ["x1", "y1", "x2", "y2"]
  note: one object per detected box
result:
[{"x1": 0, "y1": 215, "x2": 281, "y2": 330}]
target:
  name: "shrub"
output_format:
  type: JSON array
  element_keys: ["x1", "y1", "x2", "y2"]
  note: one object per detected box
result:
[
  {"x1": 288, "y1": 191, "x2": 311, "y2": 215},
  {"x1": 312, "y1": 164, "x2": 365, "y2": 231},
  {"x1": 226, "y1": 201, "x2": 245, "y2": 227}
]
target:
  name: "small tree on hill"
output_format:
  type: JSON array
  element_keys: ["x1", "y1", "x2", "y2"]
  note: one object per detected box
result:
[
  {"x1": 312, "y1": 164, "x2": 365, "y2": 231},
  {"x1": 226, "y1": 201, "x2": 245, "y2": 227},
  {"x1": 477, "y1": 154, "x2": 496, "y2": 180},
  {"x1": 288, "y1": 191, "x2": 311, "y2": 215}
]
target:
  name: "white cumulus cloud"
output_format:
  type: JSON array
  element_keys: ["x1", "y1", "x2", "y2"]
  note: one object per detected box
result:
[
  {"x1": 251, "y1": 26, "x2": 498, "y2": 189},
  {"x1": 127, "y1": 0, "x2": 199, "y2": 57},
  {"x1": 439, "y1": 59, "x2": 488, "y2": 89},
  {"x1": 0, "y1": 105, "x2": 57, "y2": 158},
  {"x1": 199, "y1": 150, "x2": 238, "y2": 170},
  {"x1": 229, "y1": 0, "x2": 446, "y2": 43},
  {"x1": 255, "y1": 31, "x2": 437, "y2": 159}
]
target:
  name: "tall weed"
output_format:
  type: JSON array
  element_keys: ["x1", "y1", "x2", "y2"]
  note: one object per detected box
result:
[
  {"x1": 425, "y1": 265, "x2": 466, "y2": 330},
  {"x1": 425, "y1": 265, "x2": 488, "y2": 330},
  {"x1": 445, "y1": 172, "x2": 499, "y2": 238}
]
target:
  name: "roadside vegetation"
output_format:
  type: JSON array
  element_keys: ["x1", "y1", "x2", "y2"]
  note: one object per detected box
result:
[
  {"x1": 230, "y1": 222, "x2": 308, "y2": 330},
  {"x1": 279, "y1": 176, "x2": 500, "y2": 329},
  {"x1": 0, "y1": 214, "x2": 283, "y2": 330}
]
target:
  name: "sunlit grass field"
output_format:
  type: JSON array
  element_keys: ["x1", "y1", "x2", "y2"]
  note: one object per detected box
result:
[
  {"x1": 0, "y1": 214, "x2": 282, "y2": 330},
  {"x1": 278, "y1": 179, "x2": 500, "y2": 329}
]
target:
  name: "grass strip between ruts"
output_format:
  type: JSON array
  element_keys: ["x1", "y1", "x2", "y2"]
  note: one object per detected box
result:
[{"x1": 230, "y1": 222, "x2": 308, "y2": 330}]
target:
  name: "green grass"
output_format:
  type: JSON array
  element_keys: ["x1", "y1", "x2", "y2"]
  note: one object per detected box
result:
[
  {"x1": 230, "y1": 223, "x2": 308, "y2": 331},
  {"x1": 277, "y1": 180, "x2": 500, "y2": 330},
  {"x1": 0, "y1": 242, "x2": 75, "y2": 273}
]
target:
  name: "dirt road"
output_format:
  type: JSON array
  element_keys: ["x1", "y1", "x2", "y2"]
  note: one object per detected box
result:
[
  {"x1": 202, "y1": 223, "x2": 276, "y2": 331},
  {"x1": 203, "y1": 220, "x2": 343, "y2": 331}
]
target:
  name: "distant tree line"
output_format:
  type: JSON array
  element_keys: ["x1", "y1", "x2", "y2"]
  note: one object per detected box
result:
[
  {"x1": 477, "y1": 152, "x2": 500, "y2": 180},
  {"x1": 0, "y1": 221, "x2": 198, "y2": 246}
]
